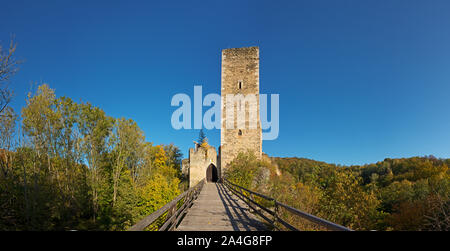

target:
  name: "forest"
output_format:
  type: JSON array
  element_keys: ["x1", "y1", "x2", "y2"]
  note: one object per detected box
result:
[
  {"x1": 225, "y1": 153, "x2": 449, "y2": 231},
  {"x1": 0, "y1": 84, "x2": 185, "y2": 230}
]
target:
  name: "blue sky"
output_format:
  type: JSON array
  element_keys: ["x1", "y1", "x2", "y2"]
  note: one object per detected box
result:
[{"x1": 1, "y1": 0, "x2": 449, "y2": 165}]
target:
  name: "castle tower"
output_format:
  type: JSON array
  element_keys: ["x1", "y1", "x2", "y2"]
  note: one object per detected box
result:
[{"x1": 220, "y1": 46, "x2": 262, "y2": 174}]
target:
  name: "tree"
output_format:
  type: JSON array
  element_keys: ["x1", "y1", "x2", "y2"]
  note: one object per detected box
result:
[
  {"x1": 22, "y1": 84, "x2": 58, "y2": 161},
  {"x1": 153, "y1": 145, "x2": 168, "y2": 169},
  {"x1": 0, "y1": 107, "x2": 18, "y2": 228},
  {"x1": 0, "y1": 107, "x2": 17, "y2": 177},
  {"x1": 134, "y1": 172, "x2": 180, "y2": 222},
  {"x1": 110, "y1": 118, "x2": 145, "y2": 207},
  {"x1": 197, "y1": 129, "x2": 206, "y2": 145},
  {"x1": 163, "y1": 143, "x2": 183, "y2": 171},
  {"x1": 0, "y1": 38, "x2": 21, "y2": 114},
  {"x1": 317, "y1": 169, "x2": 382, "y2": 230},
  {"x1": 77, "y1": 102, "x2": 114, "y2": 222}
]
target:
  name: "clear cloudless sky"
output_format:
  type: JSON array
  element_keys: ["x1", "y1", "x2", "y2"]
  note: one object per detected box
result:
[{"x1": 1, "y1": 0, "x2": 449, "y2": 165}]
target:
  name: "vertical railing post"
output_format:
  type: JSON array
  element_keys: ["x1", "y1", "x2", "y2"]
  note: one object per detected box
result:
[
  {"x1": 188, "y1": 189, "x2": 193, "y2": 205},
  {"x1": 169, "y1": 203, "x2": 176, "y2": 229},
  {"x1": 249, "y1": 192, "x2": 256, "y2": 214},
  {"x1": 273, "y1": 199, "x2": 279, "y2": 231}
]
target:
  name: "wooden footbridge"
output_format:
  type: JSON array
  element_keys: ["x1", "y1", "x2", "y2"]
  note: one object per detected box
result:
[{"x1": 128, "y1": 178, "x2": 351, "y2": 231}]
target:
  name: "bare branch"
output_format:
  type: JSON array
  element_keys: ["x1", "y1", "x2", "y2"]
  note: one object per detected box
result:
[{"x1": 0, "y1": 36, "x2": 22, "y2": 114}]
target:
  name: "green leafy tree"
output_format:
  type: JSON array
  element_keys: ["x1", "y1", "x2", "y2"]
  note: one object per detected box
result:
[
  {"x1": 163, "y1": 144, "x2": 182, "y2": 169},
  {"x1": 78, "y1": 102, "x2": 114, "y2": 222}
]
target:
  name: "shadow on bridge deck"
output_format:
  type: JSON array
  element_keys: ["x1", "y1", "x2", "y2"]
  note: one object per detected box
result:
[{"x1": 176, "y1": 182, "x2": 267, "y2": 231}]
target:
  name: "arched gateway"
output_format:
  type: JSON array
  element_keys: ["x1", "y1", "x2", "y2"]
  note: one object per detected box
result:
[
  {"x1": 206, "y1": 164, "x2": 218, "y2": 183},
  {"x1": 184, "y1": 144, "x2": 218, "y2": 187}
]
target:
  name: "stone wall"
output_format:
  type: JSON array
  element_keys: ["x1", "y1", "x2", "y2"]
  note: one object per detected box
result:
[
  {"x1": 188, "y1": 145, "x2": 217, "y2": 187},
  {"x1": 220, "y1": 46, "x2": 262, "y2": 172}
]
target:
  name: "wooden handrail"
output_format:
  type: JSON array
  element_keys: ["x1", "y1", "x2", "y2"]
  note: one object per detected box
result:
[
  {"x1": 128, "y1": 178, "x2": 205, "y2": 231},
  {"x1": 223, "y1": 178, "x2": 352, "y2": 231}
]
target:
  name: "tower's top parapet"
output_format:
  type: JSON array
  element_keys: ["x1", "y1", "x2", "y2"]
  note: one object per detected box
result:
[{"x1": 222, "y1": 46, "x2": 259, "y2": 56}]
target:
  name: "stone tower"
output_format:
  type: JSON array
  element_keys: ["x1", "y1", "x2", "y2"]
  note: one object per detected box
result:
[{"x1": 219, "y1": 46, "x2": 262, "y2": 173}]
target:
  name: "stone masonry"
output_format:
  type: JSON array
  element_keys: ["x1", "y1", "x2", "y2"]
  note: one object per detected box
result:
[
  {"x1": 183, "y1": 46, "x2": 263, "y2": 187},
  {"x1": 219, "y1": 46, "x2": 262, "y2": 172},
  {"x1": 188, "y1": 144, "x2": 217, "y2": 188}
]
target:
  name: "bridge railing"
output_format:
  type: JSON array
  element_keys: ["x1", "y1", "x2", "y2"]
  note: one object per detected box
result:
[
  {"x1": 128, "y1": 178, "x2": 205, "y2": 231},
  {"x1": 223, "y1": 178, "x2": 352, "y2": 231}
]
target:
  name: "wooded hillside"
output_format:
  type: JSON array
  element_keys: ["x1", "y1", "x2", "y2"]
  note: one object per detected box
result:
[{"x1": 225, "y1": 153, "x2": 449, "y2": 230}]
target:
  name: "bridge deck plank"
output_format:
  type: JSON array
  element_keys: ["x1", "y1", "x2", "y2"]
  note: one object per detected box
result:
[{"x1": 176, "y1": 183, "x2": 267, "y2": 231}]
